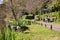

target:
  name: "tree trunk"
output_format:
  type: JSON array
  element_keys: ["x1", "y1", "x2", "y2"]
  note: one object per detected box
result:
[
  {"x1": 0, "y1": 11, "x2": 6, "y2": 34},
  {"x1": 0, "y1": 19, "x2": 6, "y2": 34}
]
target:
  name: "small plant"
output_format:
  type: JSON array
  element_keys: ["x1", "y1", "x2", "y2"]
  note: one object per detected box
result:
[
  {"x1": 8, "y1": 22, "x2": 18, "y2": 26},
  {"x1": 18, "y1": 20, "x2": 31, "y2": 26},
  {"x1": 0, "y1": 27, "x2": 15, "y2": 40},
  {"x1": 8, "y1": 20, "x2": 31, "y2": 29},
  {"x1": 26, "y1": 15, "x2": 35, "y2": 19}
]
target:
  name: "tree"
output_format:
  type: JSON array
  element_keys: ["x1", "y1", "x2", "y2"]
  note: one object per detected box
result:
[
  {"x1": 0, "y1": 9, "x2": 6, "y2": 34},
  {"x1": 3, "y1": 0, "x2": 26, "y2": 21},
  {"x1": 9, "y1": 0, "x2": 18, "y2": 21}
]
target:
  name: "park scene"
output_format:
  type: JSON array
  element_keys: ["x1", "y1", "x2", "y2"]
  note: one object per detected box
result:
[{"x1": 0, "y1": 0, "x2": 60, "y2": 40}]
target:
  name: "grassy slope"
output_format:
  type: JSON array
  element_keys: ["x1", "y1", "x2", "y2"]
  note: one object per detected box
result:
[{"x1": 15, "y1": 24, "x2": 60, "y2": 40}]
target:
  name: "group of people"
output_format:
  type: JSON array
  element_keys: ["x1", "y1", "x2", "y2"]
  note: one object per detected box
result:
[{"x1": 43, "y1": 16, "x2": 56, "y2": 22}]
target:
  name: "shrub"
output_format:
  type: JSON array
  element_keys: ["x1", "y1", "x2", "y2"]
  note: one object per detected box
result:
[
  {"x1": 8, "y1": 22, "x2": 18, "y2": 26},
  {"x1": 0, "y1": 27, "x2": 15, "y2": 40},
  {"x1": 26, "y1": 15, "x2": 34, "y2": 19},
  {"x1": 8, "y1": 20, "x2": 31, "y2": 27},
  {"x1": 27, "y1": 20, "x2": 31, "y2": 25},
  {"x1": 18, "y1": 20, "x2": 31, "y2": 26}
]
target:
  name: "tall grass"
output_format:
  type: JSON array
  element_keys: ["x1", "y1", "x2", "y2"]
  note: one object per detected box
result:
[
  {"x1": 8, "y1": 20, "x2": 31, "y2": 26},
  {"x1": 0, "y1": 27, "x2": 15, "y2": 40},
  {"x1": 0, "y1": 24, "x2": 60, "y2": 40},
  {"x1": 0, "y1": 20, "x2": 31, "y2": 40}
]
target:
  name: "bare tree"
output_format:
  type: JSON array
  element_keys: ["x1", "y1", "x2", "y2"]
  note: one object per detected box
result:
[
  {"x1": 10, "y1": 0, "x2": 17, "y2": 21},
  {"x1": 9, "y1": 0, "x2": 26, "y2": 21}
]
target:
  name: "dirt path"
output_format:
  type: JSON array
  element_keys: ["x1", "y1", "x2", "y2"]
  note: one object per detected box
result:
[{"x1": 31, "y1": 20, "x2": 60, "y2": 32}]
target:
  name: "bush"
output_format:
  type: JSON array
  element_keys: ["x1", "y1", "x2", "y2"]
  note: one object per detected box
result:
[
  {"x1": 26, "y1": 15, "x2": 34, "y2": 19},
  {"x1": 27, "y1": 21, "x2": 31, "y2": 25},
  {"x1": 8, "y1": 20, "x2": 31, "y2": 27},
  {"x1": 8, "y1": 22, "x2": 18, "y2": 26},
  {"x1": 18, "y1": 20, "x2": 31, "y2": 26},
  {"x1": 0, "y1": 27, "x2": 15, "y2": 40}
]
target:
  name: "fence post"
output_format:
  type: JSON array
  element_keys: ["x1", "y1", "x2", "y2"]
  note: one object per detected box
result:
[
  {"x1": 41, "y1": 23, "x2": 43, "y2": 26},
  {"x1": 50, "y1": 25, "x2": 52, "y2": 30},
  {"x1": 45, "y1": 24, "x2": 47, "y2": 27}
]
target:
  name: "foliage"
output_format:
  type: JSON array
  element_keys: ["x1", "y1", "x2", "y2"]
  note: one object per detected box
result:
[
  {"x1": 8, "y1": 22, "x2": 18, "y2": 26},
  {"x1": 40, "y1": 11, "x2": 60, "y2": 23},
  {"x1": 26, "y1": 15, "x2": 35, "y2": 19},
  {"x1": 18, "y1": 20, "x2": 31, "y2": 26},
  {"x1": 15, "y1": 24, "x2": 60, "y2": 40},
  {"x1": 0, "y1": 27, "x2": 15, "y2": 40},
  {"x1": 0, "y1": 23, "x2": 60, "y2": 40},
  {"x1": 39, "y1": 0, "x2": 60, "y2": 15},
  {"x1": 8, "y1": 20, "x2": 31, "y2": 26}
]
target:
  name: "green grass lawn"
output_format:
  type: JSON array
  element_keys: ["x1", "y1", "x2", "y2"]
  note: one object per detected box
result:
[
  {"x1": 15, "y1": 24, "x2": 60, "y2": 40},
  {"x1": 54, "y1": 20, "x2": 60, "y2": 24}
]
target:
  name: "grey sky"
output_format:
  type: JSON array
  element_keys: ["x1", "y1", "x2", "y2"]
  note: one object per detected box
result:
[{"x1": 0, "y1": 0, "x2": 3, "y2": 4}]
